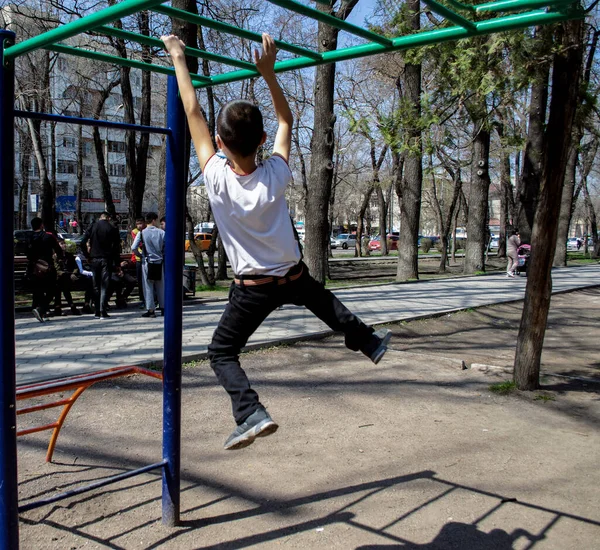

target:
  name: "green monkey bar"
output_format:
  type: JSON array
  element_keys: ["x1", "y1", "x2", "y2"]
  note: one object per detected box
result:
[{"x1": 4, "y1": 0, "x2": 583, "y2": 89}]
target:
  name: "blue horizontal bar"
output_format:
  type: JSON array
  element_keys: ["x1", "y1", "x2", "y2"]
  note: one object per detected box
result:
[
  {"x1": 14, "y1": 110, "x2": 172, "y2": 135},
  {"x1": 19, "y1": 460, "x2": 167, "y2": 513}
]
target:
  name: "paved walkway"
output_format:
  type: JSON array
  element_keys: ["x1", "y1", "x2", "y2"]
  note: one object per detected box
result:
[{"x1": 15, "y1": 264, "x2": 600, "y2": 385}]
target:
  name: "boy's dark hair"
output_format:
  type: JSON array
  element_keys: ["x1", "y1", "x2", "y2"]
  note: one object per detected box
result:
[
  {"x1": 135, "y1": 217, "x2": 145, "y2": 224},
  {"x1": 145, "y1": 212, "x2": 158, "y2": 223},
  {"x1": 217, "y1": 100, "x2": 263, "y2": 158},
  {"x1": 31, "y1": 217, "x2": 43, "y2": 231},
  {"x1": 100, "y1": 211, "x2": 111, "y2": 219},
  {"x1": 160, "y1": 216, "x2": 166, "y2": 223}
]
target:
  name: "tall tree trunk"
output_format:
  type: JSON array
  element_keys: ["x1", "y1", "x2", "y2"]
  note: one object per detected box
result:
[
  {"x1": 396, "y1": 0, "x2": 421, "y2": 281},
  {"x1": 554, "y1": 29, "x2": 599, "y2": 265},
  {"x1": 377, "y1": 186, "x2": 388, "y2": 255},
  {"x1": 582, "y1": 182, "x2": 598, "y2": 256},
  {"x1": 305, "y1": 1, "x2": 358, "y2": 283},
  {"x1": 76, "y1": 121, "x2": 83, "y2": 230},
  {"x1": 516, "y1": 26, "x2": 552, "y2": 243},
  {"x1": 17, "y1": 128, "x2": 31, "y2": 229},
  {"x1": 514, "y1": 18, "x2": 583, "y2": 390},
  {"x1": 356, "y1": 184, "x2": 374, "y2": 258},
  {"x1": 27, "y1": 118, "x2": 53, "y2": 230},
  {"x1": 498, "y1": 152, "x2": 511, "y2": 258},
  {"x1": 92, "y1": 82, "x2": 120, "y2": 219},
  {"x1": 464, "y1": 112, "x2": 491, "y2": 274},
  {"x1": 553, "y1": 143, "x2": 578, "y2": 266},
  {"x1": 305, "y1": 38, "x2": 336, "y2": 281}
]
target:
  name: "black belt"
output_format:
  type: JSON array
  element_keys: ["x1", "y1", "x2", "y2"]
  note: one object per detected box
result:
[{"x1": 235, "y1": 264, "x2": 303, "y2": 287}]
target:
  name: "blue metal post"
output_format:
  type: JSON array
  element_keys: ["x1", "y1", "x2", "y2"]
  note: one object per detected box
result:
[
  {"x1": 162, "y1": 75, "x2": 186, "y2": 526},
  {"x1": 0, "y1": 30, "x2": 19, "y2": 550}
]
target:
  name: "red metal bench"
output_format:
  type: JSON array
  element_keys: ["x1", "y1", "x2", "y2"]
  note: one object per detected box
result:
[{"x1": 17, "y1": 366, "x2": 163, "y2": 462}]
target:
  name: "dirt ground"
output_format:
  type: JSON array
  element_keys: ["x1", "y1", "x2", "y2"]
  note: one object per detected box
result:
[{"x1": 16, "y1": 288, "x2": 600, "y2": 549}]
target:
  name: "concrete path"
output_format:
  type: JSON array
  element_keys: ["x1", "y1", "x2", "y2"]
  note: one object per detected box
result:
[{"x1": 15, "y1": 264, "x2": 600, "y2": 385}]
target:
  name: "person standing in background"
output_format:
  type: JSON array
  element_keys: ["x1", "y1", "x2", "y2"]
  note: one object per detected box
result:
[
  {"x1": 132, "y1": 212, "x2": 165, "y2": 318},
  {"x1": 82, "y1": 211, "x2": 121, "y2": 319}
]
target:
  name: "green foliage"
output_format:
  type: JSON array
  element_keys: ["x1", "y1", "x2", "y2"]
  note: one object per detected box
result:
[
  {"x1": 489, "y1": 380, "x2": 517, "y2": 395},
  {"x1": 420, "y1": 238, "x2": 433, "y2": 253},
  {"x1": 534, "y1": 393, "x2": 555, "y2": 402}
]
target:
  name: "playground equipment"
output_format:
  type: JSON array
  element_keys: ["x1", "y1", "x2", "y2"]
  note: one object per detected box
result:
[{"x1": 0, "y1": 0, "x2": 583, "y2": 547}]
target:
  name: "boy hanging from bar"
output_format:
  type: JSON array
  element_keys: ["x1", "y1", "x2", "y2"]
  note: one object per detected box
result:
[{"x1": 162, "y1": 33, "x2": 392, "y2": 450}]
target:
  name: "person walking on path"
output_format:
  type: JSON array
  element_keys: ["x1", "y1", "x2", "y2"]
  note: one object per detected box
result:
[
  {"x1": 506, "y1": 229, "x2": 521, "y2": 278},
  {"x1": 131, "y1": 212, "x2": 165, "y2": 318},
  {"x1": 27, "y1": 217, "x2": 63, "y2": 323},
  {"x1": 162, "y1": 33, "x2": 392, "y2": 451},
  {"x1": 81, "y1": 211, "x2": 121, "y2": 319}
]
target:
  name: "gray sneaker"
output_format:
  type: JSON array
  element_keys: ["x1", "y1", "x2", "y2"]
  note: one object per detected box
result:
[
  {"x1": 224, "y1": 408, "x2": 279, "y2": 451},
  {"x1": 370, "y1": 328, "x2": 392, "y2": 364}
]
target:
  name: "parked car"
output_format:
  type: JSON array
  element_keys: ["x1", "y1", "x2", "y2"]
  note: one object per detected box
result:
[
  {"x1": 185, "y1": 232, "x2": 212, "y2": 252},
  {"x1": 368, "y1": 235, "x2": 399, "y2": 251},
  {"x1": 330, "y1": 237, "x2": 337, "y2": 249},
  {"x1": 489, "y1": 237, "x2": 499, "y2": 249},
  {"x1": 567, "y1": 237, "x2": 581, "y2": 251},
  {"x1": 332, "y1": 233, "x2": 357, "y2": 250}
]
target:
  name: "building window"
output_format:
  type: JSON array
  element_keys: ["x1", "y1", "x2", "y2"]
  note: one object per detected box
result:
[
  {"x1": 109, "y1": 164, "x2": 126, "y2": 177},
  {"x1": 63, "y1": 136, "x2": 76, "y2": 148},
  {"x1": 133, "y1": 97, "x2": 142, "y2": 110},
  {"x1": 57, "y1": 57, "x2": 68, "y2": 71},
  {"x1": 56, "y1": 181, "x2": 69, "y2": 195},
  {"x1": 83, "y1": 165, "x2": 93, "y2": 178},
  {"x1": 57, "y1": 160, "x2": 76, "y2": 174},
  {"x1": 82, "y1": 140, "x2": 93, "y2": 157},
  {"x1": 81, "y1": 189, "x2": 94, "y2": 200},
  {"x1": 29, "y1": 163, "x2": 39, "y2": 177},
  {"x1": 113, "y1": 189, "x2": 126, "y2": 201},
  {"x1": 108, "y1": 140, "x2": 126, "y2": 153}
]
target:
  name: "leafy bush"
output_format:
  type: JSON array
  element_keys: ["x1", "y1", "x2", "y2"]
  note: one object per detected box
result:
[
  {"x1": 420, "y1": 238, "x2": 432, "y2": 252},
  {"x1": 434, "y1": 240, "x2": 445, "y2": 252}
]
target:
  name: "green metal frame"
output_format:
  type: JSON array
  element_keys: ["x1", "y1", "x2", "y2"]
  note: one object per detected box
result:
[{"x1": 4, "y1": 0, "x2": 583, "y2": 89}]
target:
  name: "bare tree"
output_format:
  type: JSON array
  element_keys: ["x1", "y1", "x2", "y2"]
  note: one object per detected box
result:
[
  {"x1": 304, "y1": 0, "x2": 359, "y2": 283},
  {"x1": 514, "y1": 18, "x2": 584, "y2": 390}
]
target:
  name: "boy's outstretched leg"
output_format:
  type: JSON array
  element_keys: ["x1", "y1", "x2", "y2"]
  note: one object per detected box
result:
[
  {"x1": 289, "y1": 264, "x2": 393, "y2": 364},
  {"x1": 370, "y1": 328, "x2": 393, "y2": 364}
]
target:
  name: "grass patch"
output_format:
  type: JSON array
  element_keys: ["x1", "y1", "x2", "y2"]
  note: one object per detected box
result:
[
  {"x1": 488, "y1": 380, "x2": 517, "y2": 395},
  {"x1": 195, "y1": 283, "x2": 229, "y2": 293},
  {"x1": 534, "y1": 393, "x2": 555, "y2": 402}
]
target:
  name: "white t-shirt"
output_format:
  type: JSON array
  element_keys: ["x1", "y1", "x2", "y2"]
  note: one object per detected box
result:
[{"x1": 203, "y1": 153, "x2": 301, "y2": 276}]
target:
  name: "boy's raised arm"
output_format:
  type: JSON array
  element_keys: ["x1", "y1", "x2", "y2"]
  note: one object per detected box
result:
[
  {"x1": 161, "y1": 35, "x2": 215, "y2": 171},
  {"x1": 254, "y1": 34, "x2": 293, "y2": 163}
]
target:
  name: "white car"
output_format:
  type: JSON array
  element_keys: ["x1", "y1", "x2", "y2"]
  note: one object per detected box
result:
[
  {"x1": 567, "y1": 238, "x2": 580, "y2": 251},
  {"x1": 333, "y1": 234, "x2": 357, "y2": 249}
]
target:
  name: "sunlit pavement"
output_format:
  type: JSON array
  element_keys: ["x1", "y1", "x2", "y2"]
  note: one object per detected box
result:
[{"x1": 15, "y1": 264, "x2": 600, "y2": 385}]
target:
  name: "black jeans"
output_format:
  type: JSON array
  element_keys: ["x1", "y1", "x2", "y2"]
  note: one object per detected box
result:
[
  {"x1": 54, "y1": 272, "x2": 74, "y2": 310},
  {"x1": 207, "y1": 262, "x2": 379, "y2": 424},
  {"x1": 90, "y1": 258, "x2": 113, "y2": 314},
  {"x1": 31, "y1": 270, "x2": 56, "y2": 316}
]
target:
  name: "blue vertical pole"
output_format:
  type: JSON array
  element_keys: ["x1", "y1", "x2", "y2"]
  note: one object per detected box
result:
[
  {"x1": 0, "y1": 30, "x2": 19, "y2": 550},
  {"x1": 162, "y1": 75, "x2": 186, "y2": 526}
]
